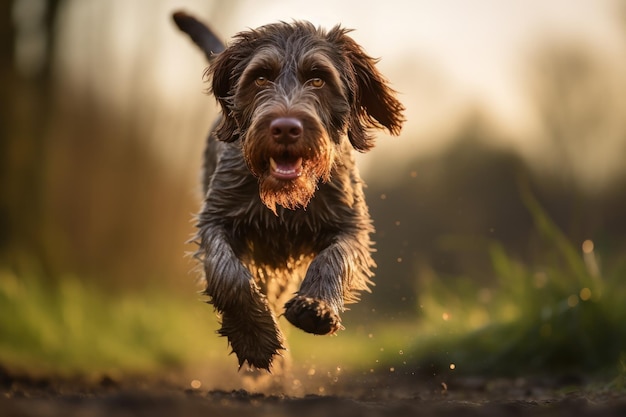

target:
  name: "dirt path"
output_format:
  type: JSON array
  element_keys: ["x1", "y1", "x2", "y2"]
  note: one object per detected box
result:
[{"x1": 2, "y1": 370, "x2": 625, "y2": 416}]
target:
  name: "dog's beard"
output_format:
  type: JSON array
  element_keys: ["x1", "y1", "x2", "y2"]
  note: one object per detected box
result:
[
  {"x1": 259, "y1": 173, "x2": 318, "y2": 213},
  {"x1": 258, "y1": 152, "x2": 333, "y2": 213}
]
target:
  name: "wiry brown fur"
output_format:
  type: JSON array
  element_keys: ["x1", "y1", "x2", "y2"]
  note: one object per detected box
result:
[{"x1": 173, "y1": 12, "x2": 404, "y2": 371}]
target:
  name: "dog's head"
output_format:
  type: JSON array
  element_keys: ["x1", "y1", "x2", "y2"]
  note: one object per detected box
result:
[{"x1": 209, "y1": 21, "x2": 404, "y2": 213}]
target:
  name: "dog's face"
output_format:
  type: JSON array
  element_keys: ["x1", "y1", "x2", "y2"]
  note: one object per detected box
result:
[{"x1": 210, "y1": 21, "x2": 404, "y2": 213}]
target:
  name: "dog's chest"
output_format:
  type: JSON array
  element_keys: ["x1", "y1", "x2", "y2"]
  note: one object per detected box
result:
[{"x1": 231, "y1": 202, "x2": 334, "y2": 265}]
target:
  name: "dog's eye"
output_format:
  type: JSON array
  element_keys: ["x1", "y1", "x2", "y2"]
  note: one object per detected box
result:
[
  {"x1": 308, "y1": 78, "x2": 325, "y2": 88},
  {"x1": 255, "y1": 76, "x2": 270, "y2": 87}
]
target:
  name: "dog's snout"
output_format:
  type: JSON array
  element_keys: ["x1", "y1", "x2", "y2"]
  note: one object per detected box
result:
[{"x1": 270, "y1": 117, "x2": 303, "y2": 143}]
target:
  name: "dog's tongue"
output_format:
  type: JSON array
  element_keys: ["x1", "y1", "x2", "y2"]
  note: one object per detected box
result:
[{"x1": 270, "y1": 157, "x2": 303, "y2": 180}]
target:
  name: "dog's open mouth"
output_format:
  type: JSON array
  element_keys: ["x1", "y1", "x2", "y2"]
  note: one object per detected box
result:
[{"x1": 269, "y1": 154, "x2": 303, "y2": 180}]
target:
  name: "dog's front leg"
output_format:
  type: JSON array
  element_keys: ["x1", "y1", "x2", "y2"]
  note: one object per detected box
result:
[
  {"x1": 198, "y1": 224, "x2": 285, "y2": 370},
  {"x1": 284, "y1": 232, "x2": 374, "y2": 335}
]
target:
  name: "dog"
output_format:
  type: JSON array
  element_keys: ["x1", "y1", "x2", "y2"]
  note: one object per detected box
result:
[{"x1": 173, "y1": 11, "x2": 404, "y2": 371}]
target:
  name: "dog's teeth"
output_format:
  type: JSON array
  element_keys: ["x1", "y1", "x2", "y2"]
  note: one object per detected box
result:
[{"x1": 269, "y1": 157, "x2": 302, "y2": 177}]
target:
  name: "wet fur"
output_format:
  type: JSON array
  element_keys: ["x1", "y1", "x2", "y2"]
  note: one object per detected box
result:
[{"x1": 173, "y1": 11, "x2": 404, "y2": 370}]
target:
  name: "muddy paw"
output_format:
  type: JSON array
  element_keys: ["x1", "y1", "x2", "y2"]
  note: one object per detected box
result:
[
  {"x1": 219, "y1": 310, "x2": 285, "y2": 371},
  {"x1": 283, "y1": 296, "x2": 341, "y2": 335}
]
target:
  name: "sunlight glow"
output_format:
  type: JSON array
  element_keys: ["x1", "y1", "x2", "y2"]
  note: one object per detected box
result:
[
  {"x1": 567, "y1": 294, "x2": 579, "y2": 308},
  {"x1": 582, "y1": 239, "x2": 595, "y2": 254},
  {"x1": 580, "y1": 287, "x2": 592, "y2": 301}
]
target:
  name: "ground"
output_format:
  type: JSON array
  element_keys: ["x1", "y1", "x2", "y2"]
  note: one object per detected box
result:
[{"x1": 2, "y1": 366, "x2": 625, "y2": 417}]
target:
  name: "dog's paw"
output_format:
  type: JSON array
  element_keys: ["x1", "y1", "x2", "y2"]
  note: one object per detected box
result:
[
  {"x1": 219, "y1": 310, "x2": 285, "y2": 371},
  {"x1": 283, "y1": 295, "x2": 342, "y2": 335}
]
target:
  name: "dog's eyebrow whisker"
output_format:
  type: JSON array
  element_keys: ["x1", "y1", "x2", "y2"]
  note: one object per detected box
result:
[{"x1": 252, "y1": 88, "x2": 274, "y2": 104}]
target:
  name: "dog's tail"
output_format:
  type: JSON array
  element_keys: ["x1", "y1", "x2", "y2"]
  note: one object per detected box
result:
[{"x1": 172, "y1": 11, "x2": 225, "y2": 62}]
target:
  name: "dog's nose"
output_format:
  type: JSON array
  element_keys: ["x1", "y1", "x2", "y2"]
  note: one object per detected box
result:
[{"x1": 270, "y1": 117, "x2": 302, "y2": 143}]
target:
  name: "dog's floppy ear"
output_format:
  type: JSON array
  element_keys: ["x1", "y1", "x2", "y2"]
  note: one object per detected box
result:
[
  {"x1": 209, "y1": 46, "x2": 242, "y2": 142},
  {"x1": 336, "y1": 30, "x2": 405, "y2": 151}
]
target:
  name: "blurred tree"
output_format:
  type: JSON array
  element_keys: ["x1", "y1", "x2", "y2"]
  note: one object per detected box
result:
[
  {"x1": 1, "y1": 0, "x2": 213, "y2": 287},
  {"x1": 365, "y1": 106, "x2": 626, "y2": 315},
  {"x1": 4, "y1": 1, "x2": 239, "y2": 290},
  {"x1": 524, "y1": 39, "x2": 626, "y2": 255},
  {"x1": 1, "y1": 0, "x2": 60, "y2": 275},
  {"x1": 528, "y1": 42, "x2": 626, "y2": 193}
]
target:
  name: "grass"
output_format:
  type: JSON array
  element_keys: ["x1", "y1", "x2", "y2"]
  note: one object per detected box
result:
[
  {"x1": 400, "y1": 181, "x2": 626, "y2": 379},
  {"x1": 0, "y1": 270, "x2": 220, "y2": 376},
  {"x1": 0, "y1": 265, "x2": 408, "y2": 378},
  {"x1": 0, "y1": 265, "x2": 415, "y2": 378}
]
